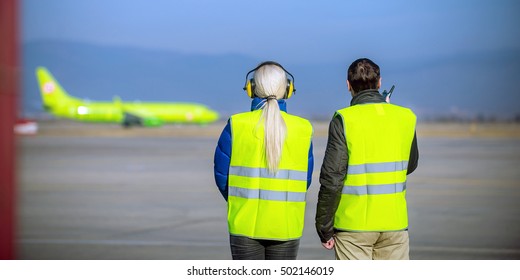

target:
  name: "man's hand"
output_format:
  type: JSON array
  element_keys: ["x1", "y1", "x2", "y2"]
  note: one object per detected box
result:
[{"x1": 321, "y1": 238, "x2": 335, "y2": 250}]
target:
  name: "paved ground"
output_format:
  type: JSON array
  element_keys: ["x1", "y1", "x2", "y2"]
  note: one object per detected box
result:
[{"x1": 16, "y1": 121, "x2": 520, "y2": 259}]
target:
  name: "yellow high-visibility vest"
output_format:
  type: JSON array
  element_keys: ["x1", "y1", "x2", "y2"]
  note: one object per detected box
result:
[
  {"x1": 334, "y1": 103, "x2": 416, "y2": 231},
  {"x1": 228, "y1": 110, "x2": 313, "y2": 240}
]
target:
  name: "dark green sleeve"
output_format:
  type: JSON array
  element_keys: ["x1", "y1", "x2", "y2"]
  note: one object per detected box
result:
[
  {"x1": 315, "y1": 114, "x2": 348, "y2": 243},
  {"x1": 407, "y1": 132, "x2": 419, "y2": 174}
]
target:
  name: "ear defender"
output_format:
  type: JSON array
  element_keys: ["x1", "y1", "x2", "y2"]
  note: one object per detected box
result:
[
  {"x1": 243, "y1": 61, "x2": 296, "y2": 99},
  {"x1": 285, "y1": 79, "x2": 294, "y2": 99},
  {"x1": 244, "y1": 79, "x2": 255, "y2": 98}
]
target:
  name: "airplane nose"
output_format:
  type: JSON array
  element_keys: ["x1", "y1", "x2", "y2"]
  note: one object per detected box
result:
[{"x1": 208, "y1": 110, "x2": 219, "y2": 122}]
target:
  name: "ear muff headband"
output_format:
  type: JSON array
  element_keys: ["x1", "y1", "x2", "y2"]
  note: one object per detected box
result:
[{"x1": 242, "y1": 61, "x2": 296, "y2": 99}]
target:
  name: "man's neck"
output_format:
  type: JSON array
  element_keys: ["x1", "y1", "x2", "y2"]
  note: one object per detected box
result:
[{"x1": 350, "y1": 89, "x2": 385, "y2": 106}]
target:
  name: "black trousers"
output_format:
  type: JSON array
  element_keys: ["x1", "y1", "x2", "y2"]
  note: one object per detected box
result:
[{"x1": 229, "y1": 235, "x2": 300, "y2": 260}]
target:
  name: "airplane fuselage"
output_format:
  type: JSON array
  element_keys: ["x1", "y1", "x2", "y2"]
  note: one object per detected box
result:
[{"x1": 37, "y1": 67, "x2": 219, "y2": 127}]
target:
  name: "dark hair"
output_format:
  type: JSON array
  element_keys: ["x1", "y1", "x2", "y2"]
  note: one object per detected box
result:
[{"x1": 347, "y1": 58, "x2": 380, "y2": 93}]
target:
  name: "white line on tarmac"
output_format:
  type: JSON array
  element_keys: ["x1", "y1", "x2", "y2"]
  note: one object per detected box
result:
[
  {"x1": 412, "y1": 246, "x2": 520, "y2": 255},
  {"x1": 19, "y1": 239, "x2": 226, "y2": 247},
  {"x1": 19, "y1": 239, "x2": 520, "y2": 255}
]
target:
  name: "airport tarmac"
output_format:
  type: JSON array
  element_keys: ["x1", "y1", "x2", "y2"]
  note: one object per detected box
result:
[{"x1": 16, "y1": 120, "x2": 520, "y2": 259}]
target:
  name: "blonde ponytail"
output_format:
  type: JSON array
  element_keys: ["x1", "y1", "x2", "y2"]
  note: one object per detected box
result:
[
  {"x1": 262, "y1": 98, "x2": 286, "y2": 173},
  {"x1": 253, "y1": 65, "x2": 288, "y2": 173}
]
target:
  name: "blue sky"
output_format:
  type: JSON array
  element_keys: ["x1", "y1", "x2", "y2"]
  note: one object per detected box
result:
[
  {"x1": 23, "y1": 0, "x2": 520, "y2": 63},
  {"x1": 21, "y1": 0, "x2": 520, "y2": 119}
]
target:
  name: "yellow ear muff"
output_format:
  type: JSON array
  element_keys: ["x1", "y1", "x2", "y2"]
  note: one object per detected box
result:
[
  {"x1": 285, "y1": 80, "x2": 294, "y2": 99},
  {"x1": 245, "y1": 80, "x2": 254, "y2": 98}
]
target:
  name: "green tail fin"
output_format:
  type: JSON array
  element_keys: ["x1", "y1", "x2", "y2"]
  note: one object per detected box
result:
[{"x1": 35, "y1": 67, "x2": 74, "y2": 112}]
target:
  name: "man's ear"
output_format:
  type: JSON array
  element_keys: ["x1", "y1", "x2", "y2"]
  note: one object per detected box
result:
[
  {"x1": 347, "y1": 80, "x2": 355, "y2": 97},
  {"x1": 377, "y1": 78, "x2": 382, "y2": 89}
]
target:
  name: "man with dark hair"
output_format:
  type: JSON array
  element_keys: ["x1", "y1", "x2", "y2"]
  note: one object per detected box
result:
[{"x1": 315, "y1": 58, "x2": 419, "y2": 260}]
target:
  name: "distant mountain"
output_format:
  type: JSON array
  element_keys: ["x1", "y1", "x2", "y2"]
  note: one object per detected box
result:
[
  {"x1": 22, "y1": 40, "x2": 259, "y2": 119},
  {"x1": 22, "y1": 40, "x2": 520, "y2": 120}
]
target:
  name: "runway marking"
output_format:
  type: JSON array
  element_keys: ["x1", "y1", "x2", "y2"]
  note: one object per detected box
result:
[
  {"x1": 411, "y1": 246, "x2": 520, "y2": 255},
  {"x1": 19, "y1": 239, "x2": 520, "y2": 255},
  {"x1": 410, "y1": 177, "x2": 520, "y2": 187},
  {"x1": 19, "y1": 238, "x2": 226, "y2": 247}
]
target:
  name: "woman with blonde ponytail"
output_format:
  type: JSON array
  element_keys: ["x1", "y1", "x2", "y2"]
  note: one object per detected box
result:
[{"x1": 214, "y1": 61, "x2": 314, "y2": 260}]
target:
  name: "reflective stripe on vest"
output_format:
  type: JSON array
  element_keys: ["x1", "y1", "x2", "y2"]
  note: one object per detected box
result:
[
  {"x1": 229, "y1": 166, "x2": 307, "y2": 181},
  {"x1": 342, "y1": 182, "x2": 407, "y2": 195},
  {"x1": 334, "y1": 103, "x2": 416, "y2": 232},
  {"x1": 229, "y1": 186, "x2": 306, "y2": 202},
  {"x1": 347, "y1": 161, "x2": 408, "y2": 175},
  {"x1": 228, "y1": 110, "x2": 312, "y2": 240}
]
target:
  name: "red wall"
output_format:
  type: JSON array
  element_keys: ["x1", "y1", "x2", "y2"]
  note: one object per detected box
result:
[{"x1": 0, "y1": 0, "x2": 19, "y2": 260}]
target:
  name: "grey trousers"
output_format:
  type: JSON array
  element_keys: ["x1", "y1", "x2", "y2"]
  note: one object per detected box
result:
[
  {"x1": 229, "y1": 235, "x2": 300, "y2": 260},
  {"x1": 334, "y1": 231, "x2": 409, "y2": 260}
]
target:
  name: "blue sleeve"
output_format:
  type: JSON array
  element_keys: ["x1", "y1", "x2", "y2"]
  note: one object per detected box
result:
[
  {"x1": 307, "y1": 141, "x2": 314, "y2": 189},
  {"x1": 214, "y1": 119, "x2": 232, "y2": 201}
]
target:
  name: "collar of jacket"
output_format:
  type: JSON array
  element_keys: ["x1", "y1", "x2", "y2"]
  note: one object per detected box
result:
[
  {"x1": 350, "y1": 89, "x2": 386, "y2": 106},
  {"x1": 251, "y1": 97, "x2": 287, "y2": 112}
]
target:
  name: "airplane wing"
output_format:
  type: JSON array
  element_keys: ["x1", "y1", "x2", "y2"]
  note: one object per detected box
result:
[{"x1": 122, "y1": 109, "x2": 163, "y2": 127}]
